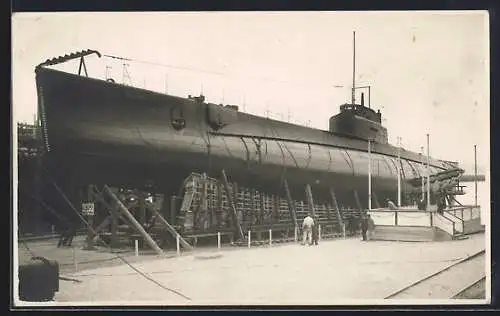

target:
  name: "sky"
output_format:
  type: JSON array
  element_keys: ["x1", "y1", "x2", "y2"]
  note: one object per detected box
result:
[{"x1": 11, "y1": 11, "x2": 489, "y2": 174}]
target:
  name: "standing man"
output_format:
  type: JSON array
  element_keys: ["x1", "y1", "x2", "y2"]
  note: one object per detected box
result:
[
  {"x1": 311, "y1": 215, "x2": 319, "y2": 245},
  {"x1": 367, "y1": 214, "x2": 375, "y2": 241},
  {"x1": 360, "y1": 213, "x2": 368, "y2": 241},
  {"x1": 302, "y1": 213, "x2": 314, "y2": 246}
]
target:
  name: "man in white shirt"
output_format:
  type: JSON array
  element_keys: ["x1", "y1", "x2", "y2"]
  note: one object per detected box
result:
[{"x1": 302, "y1": 213, "x2": 314, "y2": 246}]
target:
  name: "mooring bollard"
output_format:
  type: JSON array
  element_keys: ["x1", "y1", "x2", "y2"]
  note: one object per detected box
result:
[
  {"x1": 134, "y1": 239, "x2": 139, "y2": 257},
  {"x1": 269, "y1": 229, "x2": 272, "y2": 246},
  {"x1": 248, "y1": 230, "x2": 251, "y2": 248},
  {"x1": 176, "y1": 234, "x2": 180, "y2": 256},
  {"x1": 217, "y1": 232, "x2": 221, "y2": 250},
  {"x1": 72, "y1": 247, "x2": 78, "y2": 272},
  {"x1": 318, "y1": 224, "x2": 322, "y2": 241},
  {"x1": 294, "y1": 226, "x2": 298, "y2": 243}
]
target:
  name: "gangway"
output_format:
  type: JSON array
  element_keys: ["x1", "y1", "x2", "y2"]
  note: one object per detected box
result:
[{"x1": 367, "y1": 205, "x2": 483, "y2": 242}]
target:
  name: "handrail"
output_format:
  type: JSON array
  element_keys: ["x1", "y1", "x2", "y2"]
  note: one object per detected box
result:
[
  {"x1": 443, "y1": 211, "x2": 465, "y2": 224},
  {"x1": 443, "y1": 211, "x2": 464, "y2": 233},
  {"x1": 368, "y1": 209, "x2": 432, "y2": 213},
  {"x1": 432, "y1": 212, "x2": 455, "y2": 235}
]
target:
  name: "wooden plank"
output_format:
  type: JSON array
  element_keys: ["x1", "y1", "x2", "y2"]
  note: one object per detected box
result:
[
  {"x1": 305, "y1": 184, "x2": 316, "y2": 217},
  {"x1": 103, "y1": 185, "x2": 164, "y2": 256},
  {"x1": 149, "y1": 206, "x2": 193, "y2": 250},
  {"x1": 283, "y1": 180, "x2": 298, "y2": 228},
  {"x1": 221, "y1": 170, "x2": 245, "y2": 240}
]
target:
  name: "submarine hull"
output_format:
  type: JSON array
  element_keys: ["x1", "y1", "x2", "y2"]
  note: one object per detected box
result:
[{"x1": 36, "y1": 67, "x2": 458, "y2": 207}]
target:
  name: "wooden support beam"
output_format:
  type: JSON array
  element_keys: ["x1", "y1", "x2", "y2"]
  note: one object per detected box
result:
[
  {"x1": 91, "y1": 187, "x2": 128, "y2": 223},
  {"x1": 149, "y1": 206, "x2": 193, "y2": 250},
  {"x1": 329, "y1": 188, "x2": 343, "y2": 229},
  {"x1": 328, "y1": 188, "x2": 344, "y2": 231},
  {"x1": 354, "y1": 190, "x2": 363, "y2": 212},
  {"x1": 90, "y1": 186, "x2": 122, "y2": 247},
  {"x1": 372, "y1": 191, "x2": 381, "y2": 209},
  {"x1": 103, "y1": 185, "x2": 164, "y2": 256},
  {"x1": 84, "y1": 185, "x2": 96, "y2": 250},
  {"x1": 88, "y1": 215, "x2": 112, "y2": 240},
  {"x1": 259, "y1": 191, "x2": 265, "y2": 225},
  {"x1": 139, "y1": 191, "x2": 147, "y2": 226},
  {"x1": 233, "y1": 181, "x2": 241, "y2": 229},
  {"x1": 110, "y1": 206, "x2": 118, "y2": 248},
  {"x1": 217, "y1": 182, "x2": 223, "y2": 227},
  {"x1": 305, "y1": 184, "x2": 316, "y2": 217},
  {"x1": 201, "y1": 173, "x2": 208, "y2": 228},
  {"x1": 283, "y1": 180, "x2": 298, "y2": 228},
  {"x1": 221, "y1": 170, "x2": 245, "y2": 240},
  {"x1": 169, "y1": 195, "x2": 177, "y2": 224},
  {"x1": 250, "y1": 189, "x2": 257, "y2": 226}
]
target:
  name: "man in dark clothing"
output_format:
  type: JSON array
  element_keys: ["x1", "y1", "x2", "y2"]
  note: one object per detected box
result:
[
  {"x1": 311, "y1": 216, "x2": 319, "y2": 245},
  {"x1": 57, "y1": 220, "x2": 77, "y2": 248},
  {"x1": 64, "y1": 224, "x2": 77, "y2": 247},
  {"x1": 351, "y1": 215, "x2": 360, "y2": 236},
  {"x1": 437, "y1": 192, "x2": 446, "y2": 214},
  {"x1": 360, "y1": 214, "x2": 368, "y2": 241}
]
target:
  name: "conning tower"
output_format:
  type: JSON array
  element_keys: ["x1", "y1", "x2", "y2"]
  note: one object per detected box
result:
[
  {"x1": 328, "y1": 93, "x2": 388, "y2": 144},
  {"x1": 328, "y1": 30, "x2": 388, "y2": 144}
]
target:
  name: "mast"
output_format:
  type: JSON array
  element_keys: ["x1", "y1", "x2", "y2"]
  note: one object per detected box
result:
[
  {"x1": 420, "y1": 146, "x2": 425, "y2": 200},
  {"x1": 351, "y1": 31, "x2": 356, "y2": 104},
  {"x1": 368, "y1": 139, "x2": 372, "y2": 210},
  {"x1": 426, "y1": 133, "x2": 431, "y2": 210},
  {"x1": 474, "y1": 145, "x2": 478, "y2": 206},
  {"x1": 397, "y1": 136, "x2": 401, "y2": 207}
]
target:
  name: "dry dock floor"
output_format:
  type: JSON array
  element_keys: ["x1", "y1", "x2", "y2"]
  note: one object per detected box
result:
[{"x1": 18, "y1": 233, "x2": 486, "y2": 305}]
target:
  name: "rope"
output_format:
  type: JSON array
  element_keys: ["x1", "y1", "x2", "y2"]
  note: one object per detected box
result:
[
  {"x1": 102, "y1": 53, "x2": 343, "y2": 88},
  {"x1": 40, "y1": 167, "x2": 192, "y2": 301}
]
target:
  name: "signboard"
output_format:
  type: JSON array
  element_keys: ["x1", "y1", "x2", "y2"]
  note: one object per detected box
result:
[{"x1": 82, "y1": 202, "x2": 95, "y2": 216}]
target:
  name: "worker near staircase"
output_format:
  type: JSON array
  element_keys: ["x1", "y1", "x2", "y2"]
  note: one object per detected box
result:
[
  {"x1": 437, "y1": 190, "x2": 446, "y2": 214},
  {"x1": 302, "y1": 213, "x2": 314, "y2": 246},
  {"x1": 367, "y1": 214, "x2": 375, "y2": 240},
  {"x1": 360, "y1": 213, "x2": 368, "y2": 241}
]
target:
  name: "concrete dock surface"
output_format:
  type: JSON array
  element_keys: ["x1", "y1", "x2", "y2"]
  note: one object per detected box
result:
[{"x1": 18, "y1": 233, "x2": 486, "y2": 305}]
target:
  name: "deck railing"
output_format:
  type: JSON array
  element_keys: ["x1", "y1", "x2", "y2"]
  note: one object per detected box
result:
[
  {"x1": 367, "y1": 209, "x2": 456, "y2": 236},
  {"x1": 446, "y1": 205, "x2": 481, "y2": 221}
]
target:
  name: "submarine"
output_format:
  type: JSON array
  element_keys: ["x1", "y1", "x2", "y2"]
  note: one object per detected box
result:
[{"x1": 34, "y1": 38, "x2": 465, "y2": 213}]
